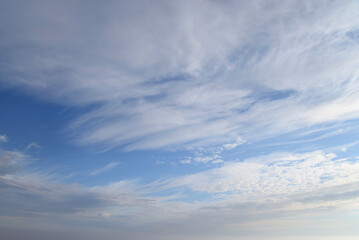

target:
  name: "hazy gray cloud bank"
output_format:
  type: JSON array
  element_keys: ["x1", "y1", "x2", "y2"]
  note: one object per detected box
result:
[
  {"x1": 1, "y1": 0, "x2": 359, "y2": 150},
  {"x1": 1, "y1": 145, "x2": 359, "y2": 239}
]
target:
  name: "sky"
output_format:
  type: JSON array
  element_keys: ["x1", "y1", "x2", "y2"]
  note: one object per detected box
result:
[{"x1": 1, "y1": 0, "x2": 359, "y2": 239}]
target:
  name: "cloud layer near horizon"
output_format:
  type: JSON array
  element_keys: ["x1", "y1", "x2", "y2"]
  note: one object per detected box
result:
[
  {"x1": 1, "y1": 145, "x2": 359, "y2": 239},
  {"x1": 1, "y1": 0, "x2": 359, "y2": 151}
]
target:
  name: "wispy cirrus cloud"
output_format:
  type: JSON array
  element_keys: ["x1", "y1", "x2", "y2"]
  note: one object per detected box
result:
[
  {"x1": 0, "y1": 135, "x2": 7, "y2": 143},
  {"x1": 0, "y1": 148, "x2": 28, "y2": 176},
  {"x1": 1, "y1": 0, "x2": 359, "y2": 151},
  {"x1": 25, "y1": 142, "x2": 42, "y2": 151},
  {"x1": 90, "y1": 162, "x2": 121, "y2": 176}
]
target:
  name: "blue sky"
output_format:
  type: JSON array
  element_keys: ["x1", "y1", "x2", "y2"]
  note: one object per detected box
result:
[{"x1": 1, "y1": 0, "x2": 359, "y2": 239}]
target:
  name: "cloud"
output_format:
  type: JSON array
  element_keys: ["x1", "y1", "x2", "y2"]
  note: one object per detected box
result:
[
  {"x1": 180, "y1": 159, "x2": 192, "y2": 164},
  {"x1": 0, "y1": 168, "x2": 150, "y2": 222},
  {"x1": 222, "y1": 137, "x2": 246, "y2": 150},
  {"x1": 1, "y1": 0, "x2": 359, "y2": 151},
  {"x1": 25, "y1": 142, "x2": 42, "y2": 151},
  {"x1": 0, "y1": 135, "x2": 7, "y2": 143},
  {"x1": 194, "y1": 156, "x2": 218, "y2": 163},
  {"x1": 160, "y1": 151, "x2": 359, "y2": 205},
  {"x1": 0, "y1": 148, "x2": 28, "y2": 175},
  {"x1": 90, "y1": 162, "x2": 121, "y2": 176},
  {"x1": 2, "y1": 1, "x2": 359, "y2": 239},
  {"x1": 1, "y1": 143, "x2": 359, "y2": 238},
  {"x1": 180, "y1": 152, "x2": 225, "y2": 165}
]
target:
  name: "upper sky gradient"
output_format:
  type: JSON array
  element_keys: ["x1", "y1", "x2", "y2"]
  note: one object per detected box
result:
[{"x1": 1, "y1": 1, "x2": 359, "y2": 239}]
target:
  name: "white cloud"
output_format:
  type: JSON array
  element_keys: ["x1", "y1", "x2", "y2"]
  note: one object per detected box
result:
[
  {"x1": 211, "y1": 159, "x2": 224, "y2": 164},
  {"x1": 25, "y1": 142, "x2": 41, "y2": 151},
  {"x1": 1, "y1": 1, "x2": 359, "y2": 150},
  {"x1": 180, "y1": 153, "x2": 224, "y2": 164},
  {"x1": 2, "y1": 145, "x2": 359, "y2": 238},
  {"x1": 155, "y1": 160, "x2": 166, "y2": 165},
  {"x1": 164, "y1": 151, "x2": 359, "y2": 201},
  {"x1": 194, "y1": 156, "x2": 215, "y2": 163},
  {"x1": 223, "y1": 137, "x2": 246, "y2": 150},
  {"x1": 180, "y1": 159, "x2": 191, "y2": 164},
  {"x1": 0, "y1": 149, "x2": 28, "y2": 175},
  {"x1": 98, "y1": 211, "x2": 111, "y2": 218},
  {"x1": 90, "y1": 162, "x2": 121, "y2": 176},
  {"x1": 2, "y1": 1, "x2": 359, "y2": 239},
  {"x1": 0, "y1": 135, "x2": 7, "y2": 143}
]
